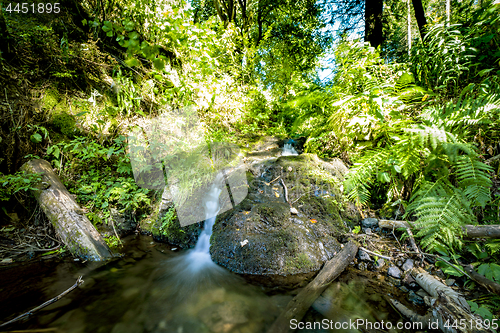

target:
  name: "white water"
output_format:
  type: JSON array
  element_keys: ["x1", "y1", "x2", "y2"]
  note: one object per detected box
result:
[
  {"x1": 282, "y1": 143, "x2": 298, "y2": 156},
  {"x1": 182, "y1": 172, "x2": 224, "y2": 273}
]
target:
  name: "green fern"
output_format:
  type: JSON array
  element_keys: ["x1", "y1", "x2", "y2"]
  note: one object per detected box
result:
[
  {"x1": 409, "y1": 180, "x2": 475, "y2": 251},
  {"x1": 455, "y1": 155, "x2": 493, "y2": 207},
  {"x1": 344, "y1": 149, "x2": 390, "y2": 205}
]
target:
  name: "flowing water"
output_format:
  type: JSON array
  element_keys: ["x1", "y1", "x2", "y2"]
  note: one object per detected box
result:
[
  {"x1": 282, "y1": 143, "x2": 299, "y2": 156},
  {"x1": 0, "y1": 173, "x2": 405, "y2": 333}
]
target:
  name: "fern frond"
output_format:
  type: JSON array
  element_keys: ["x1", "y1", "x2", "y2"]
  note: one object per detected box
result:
[
  {"x1": 411, "y1": 184, "x2": 474, "y2": 251},
  {"x1": 344, "y1": 149, "x2": 390, "y2": 205},
  {"x1": 455, "y1": 155, "x2": 493, "y2": 207}
]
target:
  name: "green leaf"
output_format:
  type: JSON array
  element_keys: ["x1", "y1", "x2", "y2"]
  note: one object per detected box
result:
[
  {"x1": 31, "y1": 133, "x2": 42, "y2": 143},
  {"x1": 153, "y1": 58, "x2": 165, "y2": 71},
  {"x1": 489, "y1": 263, "x2": 500, "y2": 282},
  {"x1": 125, "y1": 57, "x2": 140, "y2": 67}
]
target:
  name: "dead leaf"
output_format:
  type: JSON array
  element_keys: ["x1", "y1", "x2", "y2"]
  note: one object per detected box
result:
[{"x1": 310, "y1": 219, "x2": 317, "y2": 223}]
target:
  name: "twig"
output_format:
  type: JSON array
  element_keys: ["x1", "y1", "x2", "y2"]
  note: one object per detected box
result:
[
  {"x1": 359, "y1": 246, "x2": 393, "y2": 260},
  {"x1": 267, "y1": 175, "x2": 281, "y2": 184},
  {"x1": 109, "y1": 217, "x2": 123, "y2": 246},
  {"x1": 280, "y1": 178, "x2": 290, "y2": 206},
  {"x1": 405, "y1": 251, "x2": 470, "y2": 278},
  {"x1": 0, "y1": 276, "x2": 84, "y2": 328}
]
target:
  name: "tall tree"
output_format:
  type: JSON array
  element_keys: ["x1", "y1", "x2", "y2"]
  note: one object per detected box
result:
[
  {"x1": 364, "y1": 0, "x2": 383, "y2": 48},
  {"x1": 411, "y1": 0, "x2": 427, "y2": 41}
]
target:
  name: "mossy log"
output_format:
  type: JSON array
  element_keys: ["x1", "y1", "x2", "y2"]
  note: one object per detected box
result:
[
  {"x1": 266, "y1": 240, "x2": 358, "y2": 333},
  {"x1": 21, "y1": 159, "x2": 112, "y2": 261}
]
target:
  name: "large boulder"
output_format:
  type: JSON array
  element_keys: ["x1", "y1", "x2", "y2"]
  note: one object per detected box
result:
[{"x1": 210, "y1": 153, "x2": 349, "y2": 287}]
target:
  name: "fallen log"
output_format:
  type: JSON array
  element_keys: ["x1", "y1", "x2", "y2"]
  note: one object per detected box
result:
[
  {"x1": 392, "y1": 268, "x2": 493, "y2": 333},
  {"x1": 266, "y1": 240, "x2": 358, "y2": 333},
  {"x1": 379, "y1": 219, "x2": 500, "y2": 239},
  {"x1": 411, "y1": 267, "x2": 469, "y2": 310},
  {"x1": 464, "y1": 265, "x2": 500, "y2": 296},
  {"x1": 21, "y1": 159, "x2": 112, "y2": 261}
]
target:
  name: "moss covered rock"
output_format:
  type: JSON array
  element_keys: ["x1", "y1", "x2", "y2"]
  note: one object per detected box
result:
[
  {"x1": 52, "y1": 111, "x2": 76, "y2": 137},
  {"x1": 210, "y1": 153, "x2": 349, "y2": 288}
]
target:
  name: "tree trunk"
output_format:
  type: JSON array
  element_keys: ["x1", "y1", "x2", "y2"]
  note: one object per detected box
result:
[
  {"x1": 411, "y1": 0, "x2": 427, "y2": 41},
  {"x1": 21, "y1": 159, "x2": 113, "y2": 261},
  {"x1": 0, "y1": 11, "x2": 14, "y2": 62},
  {"x1": 267, "y1": 240, "x2": 358, "y2": 333},
  {"x1": 364, "y1": 0, "x2": 384, "y2": 48}
]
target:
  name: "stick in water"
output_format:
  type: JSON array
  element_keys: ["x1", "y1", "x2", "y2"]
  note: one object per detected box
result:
[{"x1": 0, "y1": 276, "x2": 84, "y2": 328}]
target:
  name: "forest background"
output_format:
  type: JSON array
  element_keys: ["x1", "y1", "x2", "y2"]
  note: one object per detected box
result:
[{"x1": 1, "y1": 0, "x2": 500, "y2": 320}]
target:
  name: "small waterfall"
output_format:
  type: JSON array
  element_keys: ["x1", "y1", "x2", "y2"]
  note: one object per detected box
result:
[
  {"x1": 182, "y1": 172, "x2": 224, "y2": 273},
  {"x1": 282, "y1": 143, "x2": 298, "y2": 156}
]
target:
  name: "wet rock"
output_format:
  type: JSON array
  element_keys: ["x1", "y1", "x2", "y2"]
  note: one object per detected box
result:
[
  {"x1": 373, "y1": 258, "x2": 386, "y2": 270},
  {"x1": 357, "y1": 262, "x2": 368, "y2": 271},
  {"x1": 445, "y1": 278, "x2": 456, "y2": 286},
  {"x1": 211, "y1": 153, "x2": 348, "y2": 287},
  {"x1": 402, "y1": 259, "x2": 414, "y2": 271},
  {"x1": 402, "y1": 274, "x2": 419, "y2": 291},
  {"x1": 408, "y1": 290, "x2": 424, "y2": 306},
  {"x1": 109, "y1": 208, "x2": 137, "y2": 236},
  {"x1": 386, "y1": 276, "x2": 401, "y2": 286},
  {"x1": 358, "y1": 249, "x2": 371, "y2": 261},
  {"x1": 388, "y1": 266, "x2": 402, "y2": 279},
  {"x1": 362, "y1": 218, "x2": 378, "y2": 228}
]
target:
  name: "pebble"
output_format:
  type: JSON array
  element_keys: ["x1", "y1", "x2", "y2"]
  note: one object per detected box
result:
[
  {"x1": 290, "y1": 207, "x2": 298, "y2": 215},
  {"x1": 445, "y1": 278, "x2": 455, "y2": 286},
  {"x1": 364, "y1": 228, "x2": 372, "y2": 234},
  {"x1": 388, "y1": 266, "x2": 402, "y2": 279},
  {"x1": 362, "y1": 218, "x2": 378, "y2": 228},
  {"x1": 373, "y1": 258, "x2": 385, "y2": 270},
  {"x1": 358, "y1": 249, "x2": 371, "y2": 261},
  {"x1": 408, "y1": 290, "x2": 424, "y2": 306},
  {"x1": 402, "y1": 259, "x2": 414, "y2": 271}
]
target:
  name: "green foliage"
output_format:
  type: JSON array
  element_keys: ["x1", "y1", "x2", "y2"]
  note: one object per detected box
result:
[
  {"x1": 0, "y1": 171, "x2": 42, "y2": 201},
  {"x1": 104, "y1": 235, "x2": 122, "y2": 249},
  {"x1": 159, "y1": 208, "x2": 177, "y2": 235},
  {"x1": 52, "y1": 112, "x2": 77, "y2": 137}
]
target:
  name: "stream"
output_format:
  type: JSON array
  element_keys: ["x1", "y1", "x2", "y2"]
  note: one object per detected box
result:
[{"x1": 0, "y1": 153, "x2": 407, "y2": 333}]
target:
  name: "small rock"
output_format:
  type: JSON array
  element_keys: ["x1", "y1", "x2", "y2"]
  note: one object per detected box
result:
[
  {"x1": 408, "y1": 290, "x2": 424, "y2": 306},
  {"x1": 240, "y1": 239, "x2": 248, "y2": 247},
  {"x1": 402, "y1": 259, "x2": 414, "y2": 271},
  {"x1": 362, "y1": 218, "x2": 378, "y2": 228},
  {"x1": 445, "y1": 278, "x2": 455, "y2": 286},
  {"x1": 396, "y1": 260, "x2": 402, "y2": 267},
  {"x1": 358, "y1": 249, "x2": 371, "y2": 261},
  {"x1": 364, "y1": 228, "x2": 372, "y2": 234},
  {"x1": 290, "y1": 207, "x2": 298, "y2": 215},
  {"x1": 373, "y1": 258, "x2": 385, "y2": 270},
  {"x1": 386, "y1": 276, "x2": 401, "y2": 286},
  {"x1": 357, "y1": 262, "x2": 368, "y2": 271},
  {"x1": 388, "y1": 266, "x2": 402, "y2": 279}
]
